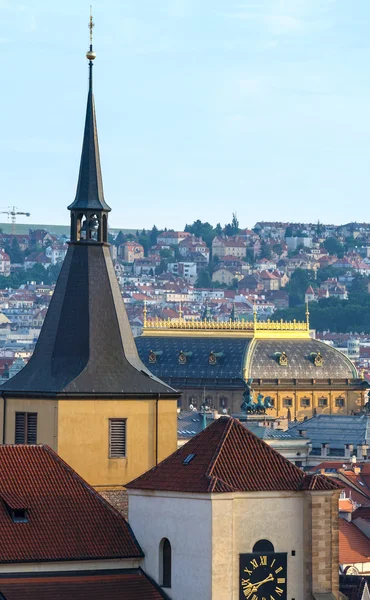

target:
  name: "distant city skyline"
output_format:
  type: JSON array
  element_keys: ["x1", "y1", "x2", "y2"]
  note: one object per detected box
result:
[{"x1": 1, "y1": 1, "x2": 370, "y2": 229}]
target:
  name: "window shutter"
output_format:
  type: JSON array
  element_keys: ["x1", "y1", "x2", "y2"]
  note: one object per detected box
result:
[
  {"x1": 109, "y1": 419, "x2": 126, "y2": 458},
  {"x1": 27, "y1": 414, "x2": 37, "y2": 444},
  {"x1": 15, "y1": 413, "x2": 26, "y2": 444}
]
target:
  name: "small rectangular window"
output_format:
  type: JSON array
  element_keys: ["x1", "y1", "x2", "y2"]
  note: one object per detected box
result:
[
  {"x1": 109, "y1": 419, "x2": 126, "y2": 458},
  {"x1": 319, "y1": 397, "x2": 328, "y2": 407},
  {"x1": 283, "y1": 398, "x2": 292, "y2": 407},
  {"x1": 300, "y1": 398, "x2": 310, "y2": 408},
  {"x1": 15, "y1": 413, "x2": 37, "y2": 444},
  {"x1": 335, "y1": 397, "x2": 345, "y2": 407}
]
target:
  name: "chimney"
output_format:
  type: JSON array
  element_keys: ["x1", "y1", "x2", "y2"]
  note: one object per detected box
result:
[
  {"x1": 345, "y1": 443, "x2": 354, "y2": 459},
  {"x1": 298, "y1": 429, "x2": 307, "y2": 438},
  {"x1": 321, "y1": 443, "x2": 329, "y2": 457}
]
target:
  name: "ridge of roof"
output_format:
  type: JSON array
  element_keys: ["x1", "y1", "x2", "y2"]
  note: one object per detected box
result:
[{"x1": 127, "y1": 417, "x2": 334, "y2": 494}]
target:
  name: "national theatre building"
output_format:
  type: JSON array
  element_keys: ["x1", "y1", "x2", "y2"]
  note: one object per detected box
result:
[{"x1": 136, "y1": 311, "x2": 367, "y2": 420}]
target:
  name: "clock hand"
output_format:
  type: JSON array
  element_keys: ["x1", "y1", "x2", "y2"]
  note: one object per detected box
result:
[
  {"x1": 242, "y1": 573, "x2": 274, "y2": 598},
  {"x1": 252, "y1": 573, "x2": 275, "y2": 590}
]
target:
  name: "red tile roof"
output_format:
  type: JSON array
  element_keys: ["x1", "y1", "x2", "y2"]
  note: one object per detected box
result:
[
  {"x1": 339, "y1": 518, "x2": 370, "y2": 564},
  {"x1": 127, "y1": 417, "x2": 338, "y2": 494},
  {"x1": 0, "y1": 445, "x2": 142, "y2": 563},
  {"x1": 0, "y1": 570, "x2": 167, "y2": 599}
]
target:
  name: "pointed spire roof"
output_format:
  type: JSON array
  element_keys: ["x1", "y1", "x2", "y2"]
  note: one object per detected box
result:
[
  {"x1": 126, "y1": 417, "x2": 340, "y2": 493},
  {"x1": 1, "y1": 21, "x2": 177, "y2": 399},
  {"x1": 68, "y1": 38, "x2": 111, "y2": 212}
]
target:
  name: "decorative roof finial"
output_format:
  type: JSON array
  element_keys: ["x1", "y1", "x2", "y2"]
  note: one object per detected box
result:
[
  {"x1": 86, "y1": 7, "x2": 96, "y2": 62},
  {"x1": 143, "y1": 300, "x2": 147, "y2": 327},
  {"x1": 306, "y1": 300, "x2": 310, "y2": 329}
]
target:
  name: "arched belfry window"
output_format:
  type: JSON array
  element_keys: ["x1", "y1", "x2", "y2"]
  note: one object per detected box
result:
[
  {"x1": 253, "y1": 539, "x2": 275, "y2": 553},
  {"x1": 159, "y1": 538, "x2": 172, "y2": 588}
]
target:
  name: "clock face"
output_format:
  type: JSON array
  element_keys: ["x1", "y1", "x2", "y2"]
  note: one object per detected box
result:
[{"x1": 239, "y1": 552, "x2": 287, "y2": 600}]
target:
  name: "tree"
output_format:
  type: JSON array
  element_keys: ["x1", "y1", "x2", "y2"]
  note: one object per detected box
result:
[
  {"x1": 150, "y1": 225, "x2": 159, "y2": 246},
  {"x1": 350, "y1": 273, "x2": 367, "y2": 295},
  {"x1": 195, "y1": 269, "x2": 211, "y2": 288},
  {"x1": 323, "y1": 237, "x2": 344, "y2": 257},
  {"x1": 259, "y1": 240, "x2": 272, "y2": 260},
  {"x1": 114, "y1": 231, "x2": 125, "y2": 247},
  {"x1": 138, "y1": 233, "x2": 151, "y2": 256},
  {"x1": 272, "y1": 243, "x2": 283, "y2": 257},
  {"x1": 159, "y1": 248, "x2": 173, "y2": 260},
  {"x1": 214, "y1": 223, "x2": 222, "y2": 236},
  {"x1": 224, "y1": 212, "x2": 240, "y2": 237},
  {"x1": 285, "y1": 226, "x2": 293, "y2": 238},
  {"x1": 184, "y1": 220, "x2": 215, "y2": 248},
  {"x1": 28, "y1": 263, "x2": 49, "y2": 283},
  {"x1": 6, "y1": 238, "x2": 24, "y2": 264},
  {"x1": 285, "y1": 268, "x2": 311, "y2": 306},
  {"x1": 47, "y1": 262, "x2": 62, "y2": 284}
]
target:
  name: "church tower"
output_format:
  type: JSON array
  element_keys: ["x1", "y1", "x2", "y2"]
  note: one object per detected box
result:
[{"x1": 0, "y1": 16, "x2": 180, "y2": 493}]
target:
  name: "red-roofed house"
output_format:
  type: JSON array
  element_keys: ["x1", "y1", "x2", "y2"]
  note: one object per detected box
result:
[
  {"x1": 340, "y1": 518, "x2": 370, "y2": 575},
  {"x1": 127, "y1": 416, "x2": 341, "y2": 599},
  {"x1": 0, "y1": 444, "x2": 167, "y2": 599}
]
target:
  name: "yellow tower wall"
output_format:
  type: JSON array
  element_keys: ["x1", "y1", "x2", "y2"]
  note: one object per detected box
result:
[
  {"x1": 3, "y1": 397, "x2": 58, "y2": 447},
  {"x1": 57, "y1": 398, "x2": 178, "y2": 490}
]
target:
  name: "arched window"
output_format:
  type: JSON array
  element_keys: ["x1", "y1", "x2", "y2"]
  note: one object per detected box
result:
[
  {"x1": 253, "y1": 539, "x2": 275, "y2": 553},
  {"x1": 159, "y1": 538, "x2": 172, "y2": 588}
]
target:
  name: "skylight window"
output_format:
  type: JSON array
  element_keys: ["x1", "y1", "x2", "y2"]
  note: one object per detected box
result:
[
  {"x1": 11, "y1": 508, "x2": 28, "y2": 523},
  {"x1": 183, "y1": 453, "x2": 196, "y2": 465}
]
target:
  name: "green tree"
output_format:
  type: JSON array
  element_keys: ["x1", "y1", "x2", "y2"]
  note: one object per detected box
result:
[
  {"x1": 6, "y1": 238, "x2": 24, "y2": 264},
  {"x1": 184, "y1": 220, "x2": 215, "y2": 248},
  {"x1": 350, "y1": 273, "x2": 367, "y2": 294},
  {"x1": 28, "y1": 263, "x2": 49, "y2": 283},
  {"x1": 286, "y1": 268, "x2": 311, "y2": 306},
  {"x1": 285, "y1": 226, "x2": 293, "y2": 238},
  {"x1": 273, "y1": 243, "x2": 283, "y2": 256},
  {"x1": 259, "y1": 240, "x2": 272, "y2": 260},
  {"x1": 323, "y1": 237, "x2": 344, "y2": 257},
  {"x1": 195, "y1": 269, "x2": 211, "y2": 288},
  {"x1": 150, "y1": 225, "x2": 159, "y2": 246},
  {"x1": 114, "y1": 231, "x2": 125, "y2": 246},
  {"x1": 159, "y1": 248, "x2": 173, "y2": 260}
]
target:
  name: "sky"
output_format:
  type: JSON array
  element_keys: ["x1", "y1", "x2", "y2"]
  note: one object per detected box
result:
[{"x1": 1, "y1": 0, "x2": 370, "y2": 231}]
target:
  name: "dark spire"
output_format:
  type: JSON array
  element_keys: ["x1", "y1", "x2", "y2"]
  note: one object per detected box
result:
[
  {"x1": 0, "y1": 15, "x2": 177, "y2": 399},
  {"x1": 230, "y1": 304, "x2": 238, "y2": 322},
  {"x1": 202, "y1": 301, "x2": 212, "y2": 320},
  {"x1": 68, "y1": 16, "x2": 111, "y2": 213}
]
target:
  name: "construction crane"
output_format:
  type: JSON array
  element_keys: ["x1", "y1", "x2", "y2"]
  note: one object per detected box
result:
[{"x1": 0, "y1": 206, "x2": 31, "y2": 234}]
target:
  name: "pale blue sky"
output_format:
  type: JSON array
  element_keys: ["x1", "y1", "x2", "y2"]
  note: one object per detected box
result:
[{"x1": 1, "y1": 0, "x2": 370, "y2": 230}]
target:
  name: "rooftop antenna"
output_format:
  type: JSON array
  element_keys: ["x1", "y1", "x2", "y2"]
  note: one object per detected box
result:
[{"x1": 306, "y1": 300, "x2": 310, "y2": 330}]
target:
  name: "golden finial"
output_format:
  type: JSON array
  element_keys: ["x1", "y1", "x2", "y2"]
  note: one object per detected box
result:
[
  {"x1": 86, "y1": 7, "x2": 96, "y2": 61},
  {"x1": 143, "y1": 300, "x2": 147, "y2": 327},
  {"x1": 306, "y1": 300, "x2": 310, "y2": 329}
]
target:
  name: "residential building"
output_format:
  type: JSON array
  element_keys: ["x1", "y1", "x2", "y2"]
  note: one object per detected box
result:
[
  {"x1": 122, "y1": 241, "x2": 144, "y2": 263},
  {"x1": 157, "y1": 231, "x2": 190, "y2": 246},
  {"x1": 0, "y1": 444, "x2": 167, "y2": 598},
  {"x1": 0, "y1": 250, "x2": 10, "y2": 277},
  {"x1": 212, "y1": 236, "x2": 247, "y2": 259},
  {"x1": 168, "y1": 262, "x2": 197, "y2": 284}
]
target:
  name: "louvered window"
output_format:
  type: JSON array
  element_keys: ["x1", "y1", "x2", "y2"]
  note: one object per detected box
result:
[
  {"x1": 15, "y1": 412, "x2": 37, "y2": 444},
  {"x1": 109, "y1": 419, "x2": 126, "y2": 458}
]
